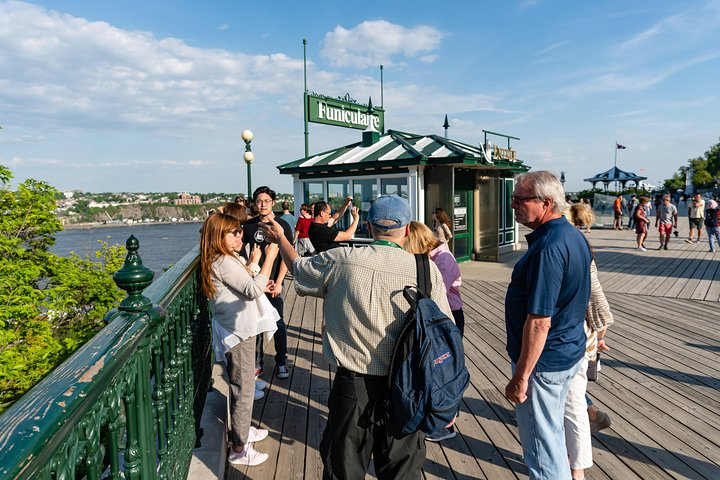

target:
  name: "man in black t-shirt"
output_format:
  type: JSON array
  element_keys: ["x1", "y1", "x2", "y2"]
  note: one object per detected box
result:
[
  {"x1": 242, "y1": 186, "x2": 294, "y2": 379},
  {"x1": 308, "y1": 200, "x2": 360, "y2": 253}
]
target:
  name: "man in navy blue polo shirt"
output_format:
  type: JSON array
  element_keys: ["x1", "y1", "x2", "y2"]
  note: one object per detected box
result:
[{"x1": 504, "y1": 171, "x2": 591, "y2": 480}]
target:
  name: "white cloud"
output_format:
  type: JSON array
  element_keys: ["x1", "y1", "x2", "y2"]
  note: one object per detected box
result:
[
  {"x1": 0, "y1": 2, "x2": 305, "y2": 133},
  {"x1": 321, "y1": 20, "x2": 445, "y2": 68}
]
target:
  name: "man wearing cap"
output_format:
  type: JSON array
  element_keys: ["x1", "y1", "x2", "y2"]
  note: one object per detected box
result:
[{"x1": 260, "y1": 194, "x2": 453, "y2": 480}]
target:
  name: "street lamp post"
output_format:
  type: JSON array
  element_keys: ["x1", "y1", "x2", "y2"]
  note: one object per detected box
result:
[{"x1": 241, "y1": 129, "x2": 254, "y2": 199}]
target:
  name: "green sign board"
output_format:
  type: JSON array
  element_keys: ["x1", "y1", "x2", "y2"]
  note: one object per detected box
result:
[{"x1": 306, "y1": 93, "x2": 384, "y2": 131}]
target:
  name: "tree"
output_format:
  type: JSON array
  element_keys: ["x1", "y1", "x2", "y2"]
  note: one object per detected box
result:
[
  {"x1": 663, "y1": 138, "x2": 720, "y2": 191},
  {"x1": 0, "y1": 165, "x2": 125, "y2": 413}
]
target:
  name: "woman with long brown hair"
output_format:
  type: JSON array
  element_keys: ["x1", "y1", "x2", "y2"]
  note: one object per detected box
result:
[
  {"x1": 432, "y1": 208, "x2": 453, "y2": 244},
  {"x1": 199, "y1": 213, "x2": 279, "y2": 466}
]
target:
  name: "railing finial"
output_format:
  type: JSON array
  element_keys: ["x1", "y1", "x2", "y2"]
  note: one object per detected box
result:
[{"x1": 113, "y1": 235, "x2": 154, "y2": 312}]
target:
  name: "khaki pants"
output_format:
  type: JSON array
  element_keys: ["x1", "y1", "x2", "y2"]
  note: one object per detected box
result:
[{"x1": 225, "y1": 336, "x2": 256, "y2": 446}]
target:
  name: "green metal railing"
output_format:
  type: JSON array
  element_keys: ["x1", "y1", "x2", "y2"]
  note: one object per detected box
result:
[{"x1": 0, "y1": 236, "x2": 212, "y2": 480}]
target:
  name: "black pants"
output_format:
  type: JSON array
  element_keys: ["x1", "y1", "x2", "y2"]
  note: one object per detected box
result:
[
  {"x1": 452, "y1": 309, "x2": 465, "y2": 337},
  {"x1": 256, "y1": 293, "x2": 288, "y2": 368},
  {"x1": 320, "y1": 368, "x2": 425, "y2": 480}
]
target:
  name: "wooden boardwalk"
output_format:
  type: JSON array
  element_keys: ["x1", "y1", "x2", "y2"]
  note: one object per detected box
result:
[{"x1": 224, "y1": 224, "x2": 720, "y2": 480}]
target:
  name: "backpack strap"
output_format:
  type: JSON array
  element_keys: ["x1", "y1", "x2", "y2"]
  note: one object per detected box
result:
[{"x1": 415, "y1": 253, "x2": 432, "y2": 299}]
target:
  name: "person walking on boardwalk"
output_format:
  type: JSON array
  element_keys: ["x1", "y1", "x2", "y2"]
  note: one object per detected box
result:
[
  {"x1": 686, "y1": 193, "x2": 705, "y2": 244},
  {"x1": 261, "y1": 194, "x2": 453, "y2": 480},
  {"x1": 612, "y1": 194, "x2": 624, "y2": 230},
  {"x1": 199, "y1": 213, "x2": 278, "y2": 466},
  {"x1": 627, "y1": 194, "x2": 639, "y2": 229},
  {"x1": 704, "y1": 199, "x2": 720, "y2": 252},
  {"x1": 504, "y1": 171, "x2": 592, "y2": 480},
  {"x1": 242, "y1": 186, "x2": 293, "y2": 380},
  {"x1": 634, "y1": 197, "x2": 650, "y2": 251},
  {"x1": 655, "y1": 194, "x2": 678, "y2": 250}
]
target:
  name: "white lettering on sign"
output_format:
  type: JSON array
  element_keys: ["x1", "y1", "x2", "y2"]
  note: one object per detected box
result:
[{"x1": 317, "y1": 101, "x2": 380, "y2": 129}]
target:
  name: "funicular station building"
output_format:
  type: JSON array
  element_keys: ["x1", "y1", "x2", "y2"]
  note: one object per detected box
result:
[{"x1": 279, "y1": 94, "x2": 529, "y2": 261}]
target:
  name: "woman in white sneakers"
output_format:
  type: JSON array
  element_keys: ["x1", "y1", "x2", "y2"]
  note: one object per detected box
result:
[{"x1": 199, "y1": 213, "x2": 279, "y2": 466}]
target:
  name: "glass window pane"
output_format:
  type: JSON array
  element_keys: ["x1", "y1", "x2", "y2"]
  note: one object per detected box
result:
[
  {"x1": 327, "y1": 181, "x2": 350, "y2": 230},
  {"x1": 304, "y1": 182, "x2": 324, "y2": 206},
  {"x1": 353, "y1": 178, "x2": 378, "y2": 238},
  {"x1": 380, "y1": 178, "x2": 408, "y2": 198}
]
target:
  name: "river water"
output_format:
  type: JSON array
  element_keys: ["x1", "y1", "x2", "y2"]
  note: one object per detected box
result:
[{"x1": 51, "y1": 222, "x2": 202, "y2": 277}]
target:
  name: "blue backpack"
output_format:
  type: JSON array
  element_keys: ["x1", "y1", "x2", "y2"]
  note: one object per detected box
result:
[{"x1": 386, "y1": 254, "x2": 470, "y2": 436}]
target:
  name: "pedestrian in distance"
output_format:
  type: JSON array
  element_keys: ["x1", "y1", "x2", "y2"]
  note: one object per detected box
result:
[
  {"x1": 704, "y1": 199, "x2": 720, "y2": 252},
  {"x1": 627, "y1": 194, "x2": 639, "y2": 229},
  {"x1": 612, "y1": 195, "x2": 624, "y2": 230},
  {"x1": 655, "y1": 194, "x2": 678, "y2": 250},
  {"x1": 686, "y1": 193, "x2": 705, "y2": 243},
  {"x1": 260, "y1": 194, "x2": 453, "y2": 480},
  {"x1": 504, "y1": 171, "x2": 592, "y2": 480},
  {"x1": 634, "y1": 197, "x2": 650, "y2": 251}
]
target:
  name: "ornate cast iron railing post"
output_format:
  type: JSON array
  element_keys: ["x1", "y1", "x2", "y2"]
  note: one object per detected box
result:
[{"x1": 113, "y1": 236, "x2": 159, "y2": 480}]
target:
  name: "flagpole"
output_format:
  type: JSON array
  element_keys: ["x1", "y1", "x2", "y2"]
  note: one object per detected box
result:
[
  {"x1": 614, "y1": 141, "x2": 618, "y2": 192},
  {"x1": 614, "y1": 140, "x2": 618, "y2": 168}
]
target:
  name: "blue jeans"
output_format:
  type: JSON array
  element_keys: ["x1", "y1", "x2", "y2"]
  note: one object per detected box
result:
[
  {"x1": 513, "y1": 359, "x2": 582, "y2": 480},
  {"x1": 707, "y1": 227, "x2": 720, "y2": 252}
]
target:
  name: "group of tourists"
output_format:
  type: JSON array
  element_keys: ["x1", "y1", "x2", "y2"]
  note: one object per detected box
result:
[
  {"x1": 201, "y1": 172, "x2": 622, "y2": 479},
  {"x1": 618, "y1": 192, "x2": 720, "y2": 253}
]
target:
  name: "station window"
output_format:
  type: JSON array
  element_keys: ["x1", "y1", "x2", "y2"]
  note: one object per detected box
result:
[
  {"x1": 380, "y1": 178, "x2": 408, "y2": 198},
  {"x1": 352, "y1": 178, "x2": 378, "y2": 238}
]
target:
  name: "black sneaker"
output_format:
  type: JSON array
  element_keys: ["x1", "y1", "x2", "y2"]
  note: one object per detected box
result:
[
  {"x1": 425, "y1": 426, "x2": 456, "y2": 442},
  {"x1": 664, "y1": 244, "x2": 668, "y2": 250},
  {"x1": 657, "y1": 245, "x2": 664, "y2": 250}
]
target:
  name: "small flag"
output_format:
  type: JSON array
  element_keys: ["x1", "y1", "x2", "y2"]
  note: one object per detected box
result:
[{"x1": 616, "y1": 143, "x2": 627, "y2": 149}]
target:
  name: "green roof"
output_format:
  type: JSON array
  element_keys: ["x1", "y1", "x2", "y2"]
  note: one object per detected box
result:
[{"x1": 277, "y1": 129, "x2": 529, "y2": 176}]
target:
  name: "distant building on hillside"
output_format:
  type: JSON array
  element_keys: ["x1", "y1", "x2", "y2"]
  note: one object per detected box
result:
[{"x1": 174, "y1": 193, "x2": 201, "y2": 205}]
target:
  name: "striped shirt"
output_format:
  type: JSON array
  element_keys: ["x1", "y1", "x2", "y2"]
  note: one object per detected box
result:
[{"x1": 292, "y1": 244, "x2": 453, "y2": 375}]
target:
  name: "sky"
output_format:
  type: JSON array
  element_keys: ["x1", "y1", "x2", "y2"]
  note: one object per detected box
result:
[{"x1": 1, "y1": 0, "x2": 719, "y2": 194}]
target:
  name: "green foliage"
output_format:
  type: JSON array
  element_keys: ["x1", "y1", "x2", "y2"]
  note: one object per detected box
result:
[
  {"x1": 662, "y1": 137, "x2": 720, "y2": 191},
  {"x1": 0, "y1": 165, "x2": 125, "y2": 413}
]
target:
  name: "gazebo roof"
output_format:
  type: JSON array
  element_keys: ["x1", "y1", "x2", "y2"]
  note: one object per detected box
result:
[
  {"x1": 583, "y1": 166, "x2": 647, "y2": 183},
  {"x1": 277, "y1": 129, "x2": 529, "y2": 178}
]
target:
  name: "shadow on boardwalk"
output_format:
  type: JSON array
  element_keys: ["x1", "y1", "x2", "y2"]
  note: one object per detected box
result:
[{"x1": 222, "y1": 225, "x2": 720, "y2": 480}]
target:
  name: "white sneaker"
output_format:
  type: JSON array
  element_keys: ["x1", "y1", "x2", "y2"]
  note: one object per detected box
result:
[
  {"x1": 255, "y1": 379, "x2": 268, "y2": 390},
  {"x1": 254, "y1": 389, "x2": 265, "y2": 401},
  {"x1": 228, "y1": 446, "x2": 269, "y2": 466},
  {"x1": 248, "y1": 426, "x2": 269, "y2": 443}
]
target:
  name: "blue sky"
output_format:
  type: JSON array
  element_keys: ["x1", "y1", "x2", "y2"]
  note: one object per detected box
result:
[{"x1": 1, "y1": 0, "x2": 718, "y2": 194}]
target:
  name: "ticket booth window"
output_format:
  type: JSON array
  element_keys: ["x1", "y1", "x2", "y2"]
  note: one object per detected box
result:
[
  {"x1": 353, "y1": 178, "x2": 378, "y2": 238},
  {"x1": 381, "y1": 178, "x2": 408, "y2": 198},
  {"x1": 304, "y1": 182, "x2": 324, "y2": 207},
  {"x1": 328, "y1": 180, "x2": 350, "y2": 229}
]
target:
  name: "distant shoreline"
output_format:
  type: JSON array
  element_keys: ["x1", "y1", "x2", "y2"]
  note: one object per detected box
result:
[{"x1": 61, "y1": 220, "x2": 203, "y2": 231}]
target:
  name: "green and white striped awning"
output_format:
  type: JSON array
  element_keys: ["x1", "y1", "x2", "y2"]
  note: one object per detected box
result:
[{"x1": 278, "y1": 129, "x2": 528, "y2": 177}]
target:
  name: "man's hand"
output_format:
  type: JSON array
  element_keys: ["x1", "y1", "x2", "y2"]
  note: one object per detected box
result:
[
  {"x1": 259, "y1": 218, "x2": 284, "y2": 244},
  {"x1": 269, "y1": 281, "x2": 283, "y2": 298},
  {"x1": 505, "y1": 375, "x2": 528, "y2": 404},
  {"x1": 263, "y1": 279, "x2": 275, "y2": 293},
  {"x1": 350, "y1": 206, "x2": 359, "y2": 220}
]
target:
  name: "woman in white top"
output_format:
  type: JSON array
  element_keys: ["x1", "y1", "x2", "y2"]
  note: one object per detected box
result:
[
  {"x1": 432, "y1": 208, "x2": 453, "y2": 244},
  {"x1": 199, "y1": 213, "x2": 279, "y2": 466}
]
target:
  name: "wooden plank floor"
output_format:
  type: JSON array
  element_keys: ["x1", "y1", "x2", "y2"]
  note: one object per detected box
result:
[{"x1": 225, "y1": 223, "x2": 720, "y2": 480}]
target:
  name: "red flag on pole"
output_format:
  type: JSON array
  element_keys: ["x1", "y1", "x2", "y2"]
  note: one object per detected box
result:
[{"x1": 616, "y1": 143, "x2": 627, "y2": 149}]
